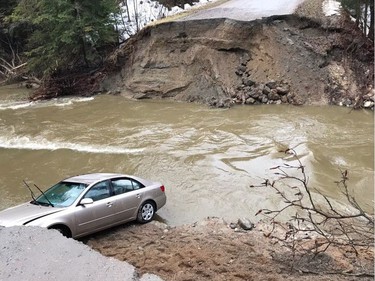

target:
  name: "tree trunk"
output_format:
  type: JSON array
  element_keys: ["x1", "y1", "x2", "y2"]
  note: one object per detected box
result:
[
  {"x1": 123, "y1": 0, "x2": 131, "y2": 22},
  {"x1": 369, "y1": 2, "x2": 374, "y2": 41},
  {"x1": 364, "y1": 2, "x2": 368, "y2": 36}
]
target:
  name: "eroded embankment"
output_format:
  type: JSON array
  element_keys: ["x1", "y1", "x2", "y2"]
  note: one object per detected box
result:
[{"x1": 102, "y1": 14, "x2": 374, "y2": 109}]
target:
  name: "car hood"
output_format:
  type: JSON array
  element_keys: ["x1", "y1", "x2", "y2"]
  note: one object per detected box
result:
[{"x1": 0, "y1": 203, "x2": 63, "y2": 227}]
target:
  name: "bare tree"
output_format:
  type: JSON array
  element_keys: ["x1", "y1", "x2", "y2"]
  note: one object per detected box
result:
[
  {"x1": 0, "y1": 36, "x2": 27, "y2": 82},
  {"x1": 256, "y1": 149, "x2": 374, "y2": 261}
]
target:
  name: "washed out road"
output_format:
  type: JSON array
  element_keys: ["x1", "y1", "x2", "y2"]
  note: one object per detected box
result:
[{"x1": 182, "y1": 0, "x2": 306, "y2": 21}]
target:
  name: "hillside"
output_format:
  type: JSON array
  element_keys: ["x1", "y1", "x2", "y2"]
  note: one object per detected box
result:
[{"x1": 100, "y1": 0, "x2": 373, "y2": 109}]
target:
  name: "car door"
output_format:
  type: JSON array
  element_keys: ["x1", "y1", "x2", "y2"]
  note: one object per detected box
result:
[
  {"x1": 110, "y1": 178, "x2": 145, "y2": 222},
  {"x1": 74, "y1": 180, "x2": 117, "y2": 236}
]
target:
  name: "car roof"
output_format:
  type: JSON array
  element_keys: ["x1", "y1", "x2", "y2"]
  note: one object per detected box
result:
[{"x1": 63, "y1": 173, "x2": 129, "y2": 185}]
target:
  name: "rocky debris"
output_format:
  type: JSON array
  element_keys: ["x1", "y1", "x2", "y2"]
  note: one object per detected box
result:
[{"x1": 232, "y1": 64, "x2": 293, "y2": 106}]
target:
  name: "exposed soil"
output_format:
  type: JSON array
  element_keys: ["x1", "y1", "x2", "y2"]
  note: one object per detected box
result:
[
  {"x1": 98, "y1": 0, "x2": 373, "y2": 109},
  {"x1": 85, "y1": 218, "x2": 374, "y2": 281}
]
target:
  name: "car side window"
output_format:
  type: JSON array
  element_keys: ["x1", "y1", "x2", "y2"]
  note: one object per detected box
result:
[
  {"x1": 84, "y1": 181, "x2": 110, "y2": 201},
  {"x1": 132, "y1": 180, "x2": 142, "y2": 190},
  {"x1": 111, "y1": 179, "x2": 133, "y2": 195},
  {"x1": 111, "y1": 178, "x2": 144, "y2": 195}
]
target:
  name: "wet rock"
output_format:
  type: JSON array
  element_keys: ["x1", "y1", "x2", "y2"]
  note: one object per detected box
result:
[
  {"x1": 249, "y1": 88, "x2": 260, "y2": 99},
  {"x1": 242, "y1": 77, "x2": 255, "y2": 87},
  {"x1": 292, "y1": 96, "x2": 305, "y2": 105},
  {"x1": 268, "y1": 89, "x2": 280, "y2": 101},
  {"x1": 363, "y1": 101, "x2": 374, "y2": 108},
  {"x1": 262, "y1": 86, "x2": 271, "y2": 95},
  {"x1": 245, "y1": 97, "x2": 256, "y2": 104},
  {"x1": 133, "y1": 93, "x2": 149, "y2": 99},
  {"x1": 238, "y1": 218, "x2": 254, "y2": 231},
  {"x1": 229, "y1": 223, "x2": 237, "y2": 229},
  {"x1": 243, "y1": 86, "x2": 251, "y2": 93},
  {"x1": 231, "y1": 91, "x2": 239, "y2": 98},
  {"x1": 287, "y1": 92, "x2": 295, "y2": 103},
  {"x1": 217, "y1": 98, "x2": 232, "y2": 108},
  {"x1": 240, "y1": 53, "x2": 251, "y2": 66},
  {"x1": 266, "y1": 80, "x2": 277, "y2": 89},
  {"x1": 261, "y1": 95, "x2": 269, "y2": 103},
  {"x1": 342, "y1": 98, "x2": 352, "y2": 107},
  {"x1": 235, "y1": 65, "x2": 247, "y2": 76},
  {"x1": 281, "y1": 95, "x2": 288, "y2": 103},
  {"x1": 276, "y1": 86, "x2": 289, "y2": 95}
]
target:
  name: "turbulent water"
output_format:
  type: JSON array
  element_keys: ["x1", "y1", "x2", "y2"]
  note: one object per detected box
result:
[{"x1": 0, "y1": 88, "x2": 373, "y2": 225}]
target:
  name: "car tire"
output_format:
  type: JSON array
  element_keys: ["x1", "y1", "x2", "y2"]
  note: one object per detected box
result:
[
  {"x1": 137, "y1": 201, "x2": 155, "y2": 223},
  {"x1": 49, "y1": 225, "x2": 71, "y2": 238}
]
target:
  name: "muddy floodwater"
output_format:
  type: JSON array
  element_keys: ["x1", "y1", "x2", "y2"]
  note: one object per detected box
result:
[{"x1": 0, "y1": 87, "x2": 373, "y2": 225}]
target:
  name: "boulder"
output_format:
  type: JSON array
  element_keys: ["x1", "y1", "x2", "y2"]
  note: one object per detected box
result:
[
  {"x1": 276, "y1": 86, "x2": 289, "y2": 95},
  {"x1": 266, "y1": 80, "x2": 277, "y2": 89},
  {"x1": 363, "y1": 101, "x2": 374, "y2": 108},
  {"x1": 268, "y1": 89, "x2": 280, "y2": 101},
  {"x1": 242, "y1": 77, "x2": 255, "y2": 87},
  {"x1": 262, "y1": 86, "x2": 271, "y2": 95},
  {"x1": 238, "y1": 218, "x2": 255, "y2": 231},
  {"x1": 245, "y1": 97, "x2": 256, "y2": 104}
]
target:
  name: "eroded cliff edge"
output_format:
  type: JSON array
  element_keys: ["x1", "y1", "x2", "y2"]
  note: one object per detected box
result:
[{"x1": 102, "y1": 14, "x2": 374, "y2": 109}]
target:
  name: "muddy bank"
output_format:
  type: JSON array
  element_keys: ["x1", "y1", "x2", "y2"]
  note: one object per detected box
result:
[
  {"x1": 86, "y1": 218, "x2": 374, "y2": 281},
  {"x1": 101, "y1": 13, "x2": 373, "y2": 109}
]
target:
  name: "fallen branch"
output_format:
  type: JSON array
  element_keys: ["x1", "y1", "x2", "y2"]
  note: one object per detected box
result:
[{"x1": 255, "y1": 148, "x2": 374, "y2": 273}]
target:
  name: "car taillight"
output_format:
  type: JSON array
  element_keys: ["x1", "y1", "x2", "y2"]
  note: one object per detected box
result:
[{"x1": 160, "y1": 185, "x2": 165, "y2": 192}]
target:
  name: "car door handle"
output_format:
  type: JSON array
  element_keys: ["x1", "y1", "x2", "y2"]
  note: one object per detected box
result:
[
  {"x1": 106, "y1": 202, "x2": 113, "y2": 207},
  {"x1": 136, "y1": 194, "x2": 141, "y2": 198}
]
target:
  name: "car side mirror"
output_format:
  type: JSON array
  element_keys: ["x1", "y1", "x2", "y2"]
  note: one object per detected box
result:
[{"x1": 80, "y1": 198, "x2": 94, "y2": 206}]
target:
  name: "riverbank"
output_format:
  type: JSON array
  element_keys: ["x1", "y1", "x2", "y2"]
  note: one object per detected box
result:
[
  {"x1": 86, "y1": 218, "x2": 374, "y2": 280},
  {"x1": 2, "y1": 217, "x2": 372, "y2": 281}
]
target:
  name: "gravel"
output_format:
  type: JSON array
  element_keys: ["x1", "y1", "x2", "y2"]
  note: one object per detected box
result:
[{"x1": 0, "y1": 226, "x2": 163, "y2": 281}]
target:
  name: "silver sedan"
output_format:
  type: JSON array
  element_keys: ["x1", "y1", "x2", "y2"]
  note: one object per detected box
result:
[{"x1": 0, "y1": 173, "x2": 166, "y2": 238}]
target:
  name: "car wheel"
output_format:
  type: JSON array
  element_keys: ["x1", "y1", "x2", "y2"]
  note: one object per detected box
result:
[
  {"x1": 49, "y1": 225, "x2": 71, "y2": 238},
  {"x1": 137, "y1": 201, "x2": 155, "y2": 223}
]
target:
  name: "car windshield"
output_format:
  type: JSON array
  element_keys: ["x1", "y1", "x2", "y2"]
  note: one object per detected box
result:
[{"x1": 34, "y1": 181, "x2": 88, "y2": 208}]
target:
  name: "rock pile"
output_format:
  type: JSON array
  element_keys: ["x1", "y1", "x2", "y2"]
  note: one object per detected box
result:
[
  {"x1": 230, "y1": 58, "x2": 296, "y2": 106},
  {"x1": 359, "y1": 86, "x2": 374, "y2": 110},
  {"x1": 228, "y1": 58, "x2": 374, "y2": 110}
]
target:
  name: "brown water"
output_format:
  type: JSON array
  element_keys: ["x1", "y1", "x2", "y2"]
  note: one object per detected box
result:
[{"x1": 0, "y1": 89, "x2": 373, "y2": 225}]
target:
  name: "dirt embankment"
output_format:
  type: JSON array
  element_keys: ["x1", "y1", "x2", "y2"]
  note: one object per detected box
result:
[
  {"x1": 85, "y1": 218, "x2": 374, "y2": 281},
  {"x1": 101, "y1": 6, "x2": 374, "y2": 109}
]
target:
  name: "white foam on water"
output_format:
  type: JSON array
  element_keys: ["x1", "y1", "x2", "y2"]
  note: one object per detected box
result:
[
  {"x1": 0, "y1": 101, "x2": 36, "y2": 110},
  {"x1": 0, "y1": 135, "x2": 143, "y2": 154},
  {"x1": 0, "y1": 97, "x2": 95, "y2": 110},
  {"x1": 52, "y1": 97, "x2": 95, "y2": 107}
]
